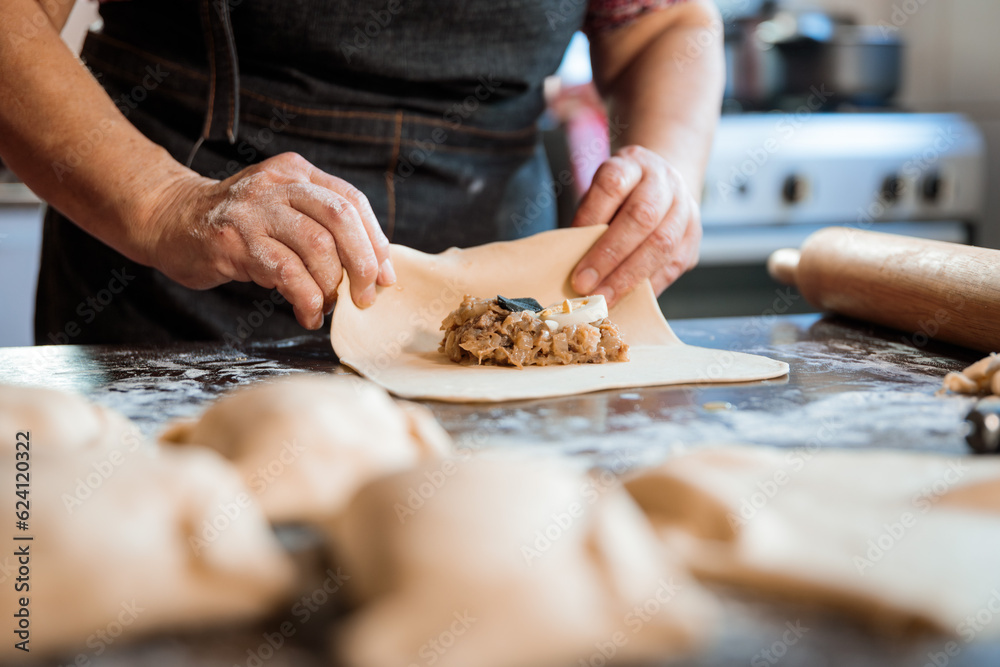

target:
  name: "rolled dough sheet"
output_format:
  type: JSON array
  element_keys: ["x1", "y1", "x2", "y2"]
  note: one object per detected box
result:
[{"x1": 331, "y1": 226, "x2": 789, "y2": 402}]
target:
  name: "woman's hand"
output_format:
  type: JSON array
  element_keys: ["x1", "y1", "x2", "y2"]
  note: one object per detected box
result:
[
  {"x1": 142, "y1": 152, "x2": 395, "y2": 330},
  {"x1": 570, "y1": 145, "x2": 701, "y2": 308}
]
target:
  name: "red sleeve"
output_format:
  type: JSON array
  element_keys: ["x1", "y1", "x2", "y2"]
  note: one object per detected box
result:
[{"x1": 584, "y1": 0, "x2": 687, "y2": 34}]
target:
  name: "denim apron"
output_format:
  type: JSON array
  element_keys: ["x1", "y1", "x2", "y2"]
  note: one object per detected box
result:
[{"x1": 35, "y1": 0, "x2": 586, "y2": 345}]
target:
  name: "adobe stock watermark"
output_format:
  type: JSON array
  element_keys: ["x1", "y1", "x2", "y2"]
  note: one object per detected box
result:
[
  {"x1": 246, "y1": 439, "x2": 307, "y2": 495},
  {"x1": 877, "y1": 0, "x2": 930, "y2": 38},
  {"x1": 394, "y1": 75, "x2": 503, "y2": 180},
  {"x1": 738, "y1": 286, "x2": 801, "y2": 347},
  {"x1": 104, "y1": 65, "x2": 170, "y2": 120},
  {"x1": 47, "y1": 267, "x2": 136, "y2": 345},
  {"x1": 223, "y1": 288, "x2": 288, "y2": 348},
  {"x1": 340, "y1": 0, "x2": 405, "y2": 63},
  {"x1": 510, "y1": 115, "x2": 629, "y2": 235},
  {"x1": 6, "y1": 0, "x2": 74, "y2": 47},
  {"x1": 898, "y1": 293, "x2": 966, "y2": 350},
  {"x1": 717, "y1": 85, "x2": 831, "y2": 203},
  {"x1": 406, "y1": 611, "x2": 477, "y2": 667},
  {"x1": 238, "y1": 567, "x2": 350, "y2": 667},
  {"x1": 188, "y1": 491, "x2": 258, "y2": 555},
  {"x1": 750, "y1": 620, "x2": 810, "y2": 667},
  {"x1": 521, "y1": 451, "x2": 637, "y2": 566},
  {"x1": 53, "y1": 66, "x2": 170, "y2": 182},
  {"x1": 853, "y1": 458, "x2": 968, "y2": 575},
  {"x1": 852, "y1": 124, "x2": 960, "y2": 231},
  {"x1": 354, "y1": 277, "x2": 467, "y2": 380},
  {"x1": 689, "y1": 283, "x2": 803, "y2": 389},
  {"x1": 724, "y1": 425, "x2": 838, "y2": 530},
  {"x1": 60, "y1": 426, "x2": 145, "y2": 514},
  {"x1": 188, "y1": 440, "x2": 306, "y2": 555},
  {"x1": 393, "y1": 447, "x2": 474, "y2": 523},
  {"x1": 545, "y1": 0, "x2": 586, "y2": 30},
  {"x1": 56, "y1": 600, "x2": 145, "y2": 666},
  {"x1": 577, "y1": 577, "x2": 683, "y2": 667},
  {"x1": 207, "y1": 107, "x2": 298, "y2": 181},
  {"x1": 672, "y1": 0, "x2": 750, "y2": 73},
  {"x1": 920, "y1": 589, "x2": 1000, "y2": 667}
]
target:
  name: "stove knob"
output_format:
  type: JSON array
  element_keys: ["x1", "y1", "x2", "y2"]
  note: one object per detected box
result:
[
  {"x1": 782, "y1": 174, "x2": 808, "y2": 205},
  {"x1": 921, "y1": 172, "x2": 944, "y2": 204},
  {"x1": 881, "y1": 175, "x2": 904, "y2": 204}
]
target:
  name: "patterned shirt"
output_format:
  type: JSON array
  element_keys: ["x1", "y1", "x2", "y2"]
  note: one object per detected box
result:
[{"x1": 584, "y1": 0, "x2": 686, "y2": 33}]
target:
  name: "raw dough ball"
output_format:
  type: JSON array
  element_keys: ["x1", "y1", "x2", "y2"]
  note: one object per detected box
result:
[
  {"x1": 625, "y1": 445, "x2": 1000, "y2": 636},
  {"x1": 161, "y1": 375, "x2": 451, "y2": 523},
  {"x1": 1, "y1": 444, "x2": 296, "y2": 659},
  {"x1": 328, "y1": 457, "x2": 717, "y2": 667},
  {"x1": 0, "y1": 384, "x2": 142, "y2": 454}
]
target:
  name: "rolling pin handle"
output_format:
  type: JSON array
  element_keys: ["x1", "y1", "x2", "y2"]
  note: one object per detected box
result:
[{"x1": 767, "y1": 248, "x2": 801, "y2": 288}]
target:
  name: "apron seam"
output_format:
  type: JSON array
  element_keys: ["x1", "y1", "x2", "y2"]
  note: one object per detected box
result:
[
  {"x1": 242, "y1": 113, "x2": 394, "y2": 144},
  {"x1": 87, "y1": 31, "x2": 209, "y2": 82},
  {"x1": 242, "y1": 113, "x2": 536, "y2": 155},
  {"x1": 242, "y1": 88, "x2": 537, "y2": 138},
  {"x1": 84, "y1": 53, "x2": 208, "y2": 108},
  {"x1": 385, "y1": 110, "x2": 403, "y2": 242}
]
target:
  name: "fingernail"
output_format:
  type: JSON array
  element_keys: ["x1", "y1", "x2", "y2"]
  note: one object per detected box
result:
[
  {"x1": 359, "y1": 284, "x2": 377, "y2": 308},
  {"x1": 574, "y1": 268, "x2": 599, "y2": 294},
  {"x1": 594, "y1": 284, "x2": 615, "y2": 304},
  {"x1": 378, "y1": 259, "x2": 397, "y2": 285}
]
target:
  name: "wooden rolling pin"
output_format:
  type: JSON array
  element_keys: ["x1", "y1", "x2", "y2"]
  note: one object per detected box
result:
[{"x1": 768, "y1": 227, "x2": 1000, "y2": 352}]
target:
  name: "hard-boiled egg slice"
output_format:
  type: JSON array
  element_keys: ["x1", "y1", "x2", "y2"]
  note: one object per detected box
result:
[{"x1": 536, "y1": 295, "x2": 608, "y2": 330}]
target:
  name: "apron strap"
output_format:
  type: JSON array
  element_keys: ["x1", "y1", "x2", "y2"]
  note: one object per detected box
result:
[{"x1": 188, "y1": 0, "x2": 241, "y2": 165}]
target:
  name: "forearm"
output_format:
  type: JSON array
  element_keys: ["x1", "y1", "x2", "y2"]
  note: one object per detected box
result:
[
  {"x1": 36, "y1": 0, "x2": 75, "y2": 31},
  {"x1": 596, "y1": 1, "x2": 725, "y2": 194},
  {"x1": 0, "y1": 0, "x2": 200, "y2": 266}
]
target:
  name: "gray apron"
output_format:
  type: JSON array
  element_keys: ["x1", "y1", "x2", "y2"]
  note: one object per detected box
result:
[{"x1": 35, "y1": 0, "x2": 585, "y2": 345}]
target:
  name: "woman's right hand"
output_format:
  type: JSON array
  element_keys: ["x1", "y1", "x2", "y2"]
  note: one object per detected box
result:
[{"x1": 140, "y1": 152, "x2": 395, "y2": 330}]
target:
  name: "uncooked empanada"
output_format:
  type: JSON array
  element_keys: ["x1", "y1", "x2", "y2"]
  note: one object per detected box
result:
[
  {"x1": 330, "y1": 226, "x2": 789, "y2": 402},
  {"x1": 0, "y1": 384, "x2": 142, "y2": 454},
  {"x1": 625, "y1": 445, "x2": 1000, "y2": 636},
  {"x1": 1, "y1": 443, "x2": 296, "y2": 659},
  {"x1": 161, "y1": 374, "x2": 451, "y2": 523},
  {"x1": 327, "y1": 457, "x2": 717, "y2": 667}
]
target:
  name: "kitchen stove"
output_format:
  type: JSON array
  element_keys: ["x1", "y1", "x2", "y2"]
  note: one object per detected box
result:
[
  {"x1": 699, "y1": 112, "x2": 986, "y2": 263},
  {"x1": 660, "y1": 112, "x2": 987, "y2": 319}
]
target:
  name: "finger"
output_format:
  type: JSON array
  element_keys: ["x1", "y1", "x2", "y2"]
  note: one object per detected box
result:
[
  {"x1": 286, "y1": 182, "x2": 381, "y2": 308},
  {"x1": 570, "y1": 155, "x2": 642, "y2": 229},
  {"x1": 242, "y1": 236, "x2": 326, "y2": 330},
  {"x1": 307, "y1": 168, "x2": 395, "y2": 286},
  {"x1": 571, "y1": 173, "x2": 672, "y2": 295},
  {"x1": 593, "y1": 200, "x2": 691, "y2": 308},
  {"x1": 267, "y1": 207, "x2": 344, "y2": 315},
  {"x1": 650, "y1": 215, "x2": 701, "y2": 295}
]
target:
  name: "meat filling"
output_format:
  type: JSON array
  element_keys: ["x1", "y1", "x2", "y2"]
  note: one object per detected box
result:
[{"x1": 439, "y1": 295, "x2": 629, "y2": 369}]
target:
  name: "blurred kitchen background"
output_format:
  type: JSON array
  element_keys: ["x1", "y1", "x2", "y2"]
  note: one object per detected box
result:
[{"x1": 1, "y1": 0, "x2": 998, "y2": 344}]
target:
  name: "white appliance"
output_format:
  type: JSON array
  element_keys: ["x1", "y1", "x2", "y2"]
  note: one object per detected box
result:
[
  {"x1": 698, "y1": 113, "x2": 986, "y2": 266},
  {"x1": 658, "y1": 112, "x2": 986, "y2": 319}
]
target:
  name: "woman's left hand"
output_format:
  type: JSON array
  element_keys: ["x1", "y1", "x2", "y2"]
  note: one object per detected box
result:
[{"x1": 570, "y1": 145, "x2": 701, "y2": 307}]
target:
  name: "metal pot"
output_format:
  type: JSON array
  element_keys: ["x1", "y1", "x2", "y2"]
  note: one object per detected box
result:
[
  {"x1": 724, "y1": 8, "x2": 903, "y2": 110},
  {"x1": 774, "y1": 23, "x2": 903, "y2": 107}
]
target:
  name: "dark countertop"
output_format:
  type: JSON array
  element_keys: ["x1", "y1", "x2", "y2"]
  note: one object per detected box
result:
[{"x1": 1, "y1": 313, "x2": 994, "y2": 667}]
